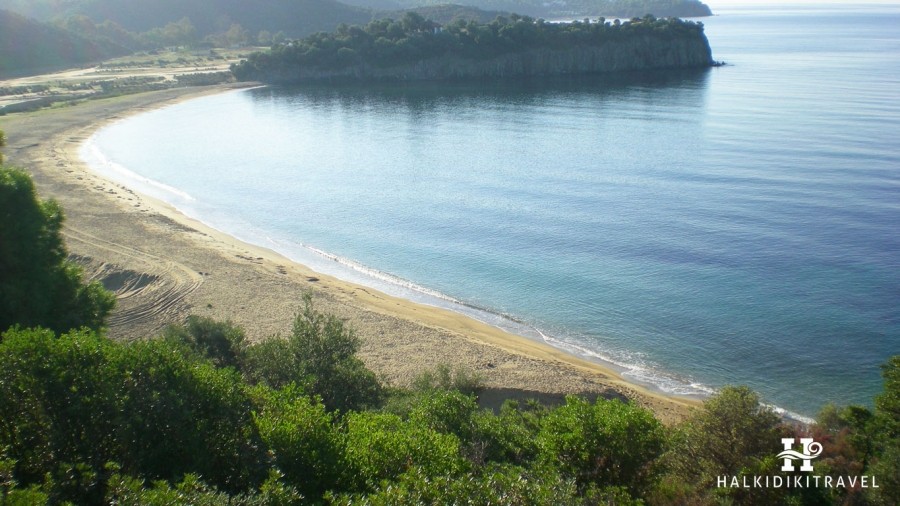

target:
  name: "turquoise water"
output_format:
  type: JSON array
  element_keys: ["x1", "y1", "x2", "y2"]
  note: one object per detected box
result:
[{"x1": 84, "y1": 4, "x2": 900, "y2": 418}]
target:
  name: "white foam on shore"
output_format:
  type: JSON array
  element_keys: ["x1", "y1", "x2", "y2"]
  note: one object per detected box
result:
[
  {"x1": 233, "y1": 229, "x2": 720, "y2": 403},
  {"x1": 81, "y1": 141, "x2": 195, "y2": 202},
  {"x1": 80, "y1": 129, "x2": 815, "y2": 424}
]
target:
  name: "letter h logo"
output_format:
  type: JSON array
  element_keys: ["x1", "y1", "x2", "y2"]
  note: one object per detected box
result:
[{"x1": 777, "y1": 438, "x2": 822, "y2": 472}]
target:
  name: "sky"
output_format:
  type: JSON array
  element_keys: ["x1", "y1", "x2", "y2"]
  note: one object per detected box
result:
[{"x1": 706, "y1": 0, "x2": 900, "y2": 5}]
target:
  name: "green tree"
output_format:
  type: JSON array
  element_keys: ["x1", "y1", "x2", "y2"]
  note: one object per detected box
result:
[
  {"x1": 329, "y1": 464, "x2": 582, "y2": 506},
  {"x1": 868, "y1": 356, "x2": 900, "y2": 505},
  {"x1": 0, "y1": 327, "x2": 267, "y2": 502},
  {"x1": 537, "y1": 396, "x2": 665, "y2": 495},
  {"x1": 875, "y1": 356, "x2": 900, "y2": 437},
  {"x1": 113, "y1": 337, "x2": 267, "y2": 492},
  {"x1": 409, "y1": 389, "x2": 479, "y2": 443},
  {"x1": 411, "y1": 363, "x2": 484, "y2": 396},
  {"x1": 0, "y1": 458, "x2": 48, "y2": 505},
  {"x1": 230, "y1": 15, "x2": 710, "y2": 83},
  {"x1": 225, "y1": 23, "x2": 249, "y2": 47},
  {"x1": 662, "y1": 386, "x2": 785, "y2": 505},
  {"x1": 470, "y1": 400, "x2": 544, "y2": 466},
  {"x1": 163, "y1": 315, "x2": 246, "y2": 369},
  {"x1": 342, "y1": 411, "x2": 465, "y2": 491},
  {"x1": 163, "y1": 17, "x2": 196, "y2": 46},
  {"x1": 668, "y1": 386, "x2": 780, "y2": 482},
  {"x1": 105, "y1": 470, "x2": 302, "y2": 505},
  {"x1": 250, "y1": 384, "x2": 342, "y2": 499},
  {"x1": 242, "y1": 336, "x2": 295, "y2": 386},
  {"x1": 0, "y1": 327, "x2": 119, "y2": 496},
  {"x1": 0, "y1": 168, "x2": 115, "y2": 334},
  {"x1": 243, "y1": 294, "x2": 382, "y2": 412}
]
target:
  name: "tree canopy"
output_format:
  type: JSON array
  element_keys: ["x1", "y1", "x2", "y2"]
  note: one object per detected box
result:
[
  {"x1": 0, "y1": 167, "x2": 114, "y2": 333},
  {"x1": 232, "y1": 13, "x2": 712, "y2": 82},
  {"x1": 339, "y1": 0, "x2": 713, "y2": 20}
]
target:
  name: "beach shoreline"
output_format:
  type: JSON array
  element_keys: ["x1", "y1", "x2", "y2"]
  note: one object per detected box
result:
[{"x1": 2, "y1": 83, "x2": 700, "y2": 423}]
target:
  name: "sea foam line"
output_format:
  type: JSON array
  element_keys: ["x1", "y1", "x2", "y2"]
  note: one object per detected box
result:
[
  {"x1": 81, "y1": 137, "x2": 194, "y2": 202},
  {"x1": 260, "y1": 234, "x2": 719, "y2": 400},
  {"x1": 80, "y1": 137, "x2": 814, "y2": 424},
  {"x1": 262, "y1": 234, "x2": 816, "y2": 423},
  {"x1": 301, "y1": 242, "x2": 466, "y2": 305}
]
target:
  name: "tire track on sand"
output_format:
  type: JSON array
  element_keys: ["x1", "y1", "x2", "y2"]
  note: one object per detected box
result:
[{"x1": 64, "y1": 225, "x2": 204, "y2": 335}]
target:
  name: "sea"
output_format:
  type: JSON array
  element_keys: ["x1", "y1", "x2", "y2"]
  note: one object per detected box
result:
[{"x1": 82, "y1": 3, "x2": 900, "y2": 420}]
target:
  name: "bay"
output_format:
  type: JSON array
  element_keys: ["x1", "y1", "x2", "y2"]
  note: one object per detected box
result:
[{"x1": 84, "y1": 4, "x2": 900, "y2": 418}]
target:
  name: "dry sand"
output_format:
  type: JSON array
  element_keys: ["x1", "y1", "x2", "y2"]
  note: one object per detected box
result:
[{"x1": 1, "y1": 83, "x2": 699, "y2": 423}]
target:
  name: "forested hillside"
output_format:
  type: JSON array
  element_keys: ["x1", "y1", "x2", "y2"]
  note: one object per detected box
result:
[
  {"x1": 0, "y1": 0, "x2": 711, "y2": 43},
  {"x1": 78, "y1": 0, "x2": 372, "y2": 38},
  {"x1": 0, "y1": 9, "x2": 129, "y2": 77},
  {"x1": 0, "y1": 0, "x2": 372, "y2": 39},
  {"x1": 339, "y1": 0, "x2": 713, "y2": 19},
  {"x1": 232, "y1": 14, "x2": 714, "y2": 83},
  {"x1": 385, "y1": 4, "x2": 509, "y2": 24}
]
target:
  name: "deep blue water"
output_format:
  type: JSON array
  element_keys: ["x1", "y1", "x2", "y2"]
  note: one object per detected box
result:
[{"x1": 84, "y1": 4, "x2": 900, "y2": 418}]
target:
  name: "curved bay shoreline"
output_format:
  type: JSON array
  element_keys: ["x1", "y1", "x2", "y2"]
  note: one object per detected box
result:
[{"x1": 2, "y1": 83, "x2": 699, "y2": 424}]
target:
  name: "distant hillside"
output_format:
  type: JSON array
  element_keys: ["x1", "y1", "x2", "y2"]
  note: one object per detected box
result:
[
  {"x1": 0, "y1": 0, "x2": 373, "y2": 39},
  {"x1": 0, "y1": 0, "x2": 711, "y2": 42},
  {"x1": 345, "y1": 0, "x2": 713, "y2": 19},
  {"x1": 0, "y1": 0, "x2": 710, "y2": 78},
  {"x1": 385, "y1": 4, "x2": 509, "y2": 24},
  {"x1": 0, "y1": 0, "x2": 65, "y2": 20},
  {"x1": 233, "y1": 14, "x2": 714, "y2": 83},
  {"x1": 0, "y1": 9, "x2": 128, "y2": 77}
]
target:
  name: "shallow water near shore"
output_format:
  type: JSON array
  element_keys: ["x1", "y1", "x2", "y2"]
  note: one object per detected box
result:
[{"x1": 84, "y1": 4, "x2": 900, "y2": 418}]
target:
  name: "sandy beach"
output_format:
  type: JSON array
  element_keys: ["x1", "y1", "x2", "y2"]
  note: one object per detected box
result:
[{"x1": 1, "y1": 83, "x2": 699, "y2": 423}]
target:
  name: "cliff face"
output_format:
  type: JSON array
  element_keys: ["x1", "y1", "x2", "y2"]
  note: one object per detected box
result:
[{"x1": 254, "y1": 35, "x2": 712, "y2": 83}]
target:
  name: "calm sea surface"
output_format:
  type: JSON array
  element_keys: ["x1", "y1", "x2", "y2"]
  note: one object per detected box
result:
[{"x1": 84, "y1": 4, "x2": 900, "y2": 418}]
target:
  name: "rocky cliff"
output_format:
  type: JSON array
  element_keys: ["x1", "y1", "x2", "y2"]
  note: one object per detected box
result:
[
  {"x1": 232, "y1": 16, "x2": 716, "y2": 84},
  {"x1": 261, "y1": 36, "x2": 712, "y2": 83}
]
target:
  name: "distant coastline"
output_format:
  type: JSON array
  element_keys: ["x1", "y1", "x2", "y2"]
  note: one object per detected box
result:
[
  {"x1": 232, "y1": 15, "x2": 714, "y2": 84},
  {"x1": 365, "y1": 0, "x2": 714, "y2": 23}
]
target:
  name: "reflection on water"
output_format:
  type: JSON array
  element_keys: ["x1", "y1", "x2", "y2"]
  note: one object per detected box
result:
[{"x1": 249, "y1": 68, "x2": 712, "y2": 114}]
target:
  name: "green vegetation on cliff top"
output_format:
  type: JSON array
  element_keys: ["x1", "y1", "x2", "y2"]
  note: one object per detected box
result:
[
  {"x1": 232, "y1": 13, "x2": 713, "y2": 83},
  {"x1": 0, "y1": 0, "x2": 711, "y2": 77}
]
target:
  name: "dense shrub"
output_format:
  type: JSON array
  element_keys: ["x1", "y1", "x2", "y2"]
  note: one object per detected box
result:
[
  {"x1": 0, "y1": 327, "x2": 267, "y2": 502},
  {"x1": 0, "y1": 167, "x2": 114, "y2": 334},
  {"x1": 232, "y1": 14, "x2": 710, "y2": 81},
  {"x1": 470, "y1": 400, "x2": 544, "y2": 466},
  {"x1": 342, "y1": 411, "x2": 466, "y2": 490},
  {"x1": 243, "y1": 294, "x2": 383, "y2": 412},
  {"x1": 538, "y1": 396, "x2": 666, "y2": 495},
  {"x1": 163, "y1": 315, "x2": 247, "y2": 369},
  {"x1": 250, "y1": 384, "x2": 342, "y2": 498}
]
